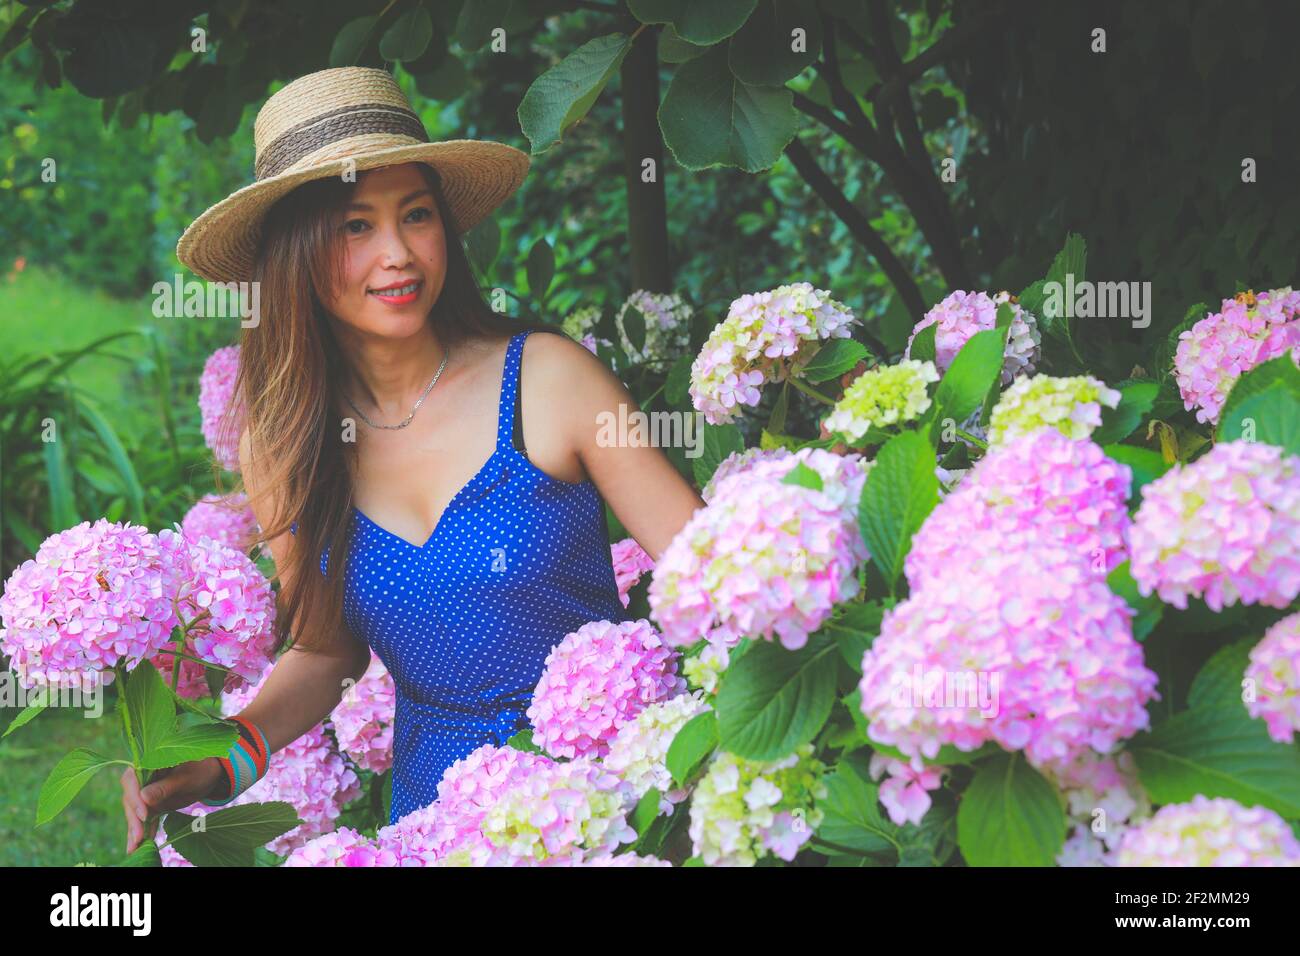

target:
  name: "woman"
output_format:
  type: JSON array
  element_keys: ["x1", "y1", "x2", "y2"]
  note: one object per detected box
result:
[{"x1": 122, "y1": 66, "x2": 704, "y2": 853}]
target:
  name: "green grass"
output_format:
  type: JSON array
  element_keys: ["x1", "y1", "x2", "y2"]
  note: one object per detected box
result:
[
  {"x1": 0, "y1": 698, "x2": 133, "y2": 866},
  {"x1": 0, "y1": 264, "x2": 158, "y2": 401}
]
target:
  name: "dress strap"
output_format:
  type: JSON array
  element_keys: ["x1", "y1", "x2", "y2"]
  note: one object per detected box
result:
[{"x1": 496, "y1": 330, "x2": 530, "y2": 452}]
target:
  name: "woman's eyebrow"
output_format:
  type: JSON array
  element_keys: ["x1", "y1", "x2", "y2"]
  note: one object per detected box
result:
[{"x1": 344, "y1": 188, "x2": 434, "y2": 211}]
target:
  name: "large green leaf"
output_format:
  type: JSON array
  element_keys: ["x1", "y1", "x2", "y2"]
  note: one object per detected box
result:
[
  {"x1": 525, "y1": 237, "x2": 555, "y2": 300},
  {"x1": 821, "y1": 599, "x2": 891, "y2": 672},
  {"x1": 1038, "y1": 232, "x2": 1087, "y2": 343},
  {"x1": 329, "y1": 16, "x2": 379, "y2": 67},
  {"x1": 728, "y1": 0, "x2": 822, "y2": 86},
  {"x1": 801, "y1": 338, "x2": 870, "y2": 384},
  {"x1": 659, "y1": 44, "x2": 797, "y2": 172},
  {"x1": 907, "y1": 322, "x2": 937, "y2": 362},
  {"x1": 455, "y1": 0, "x2": 512, "y2": 50},
  {"x1": 1128, "y1": 703, "x2": 1300, "y2": 818},
  {"x1": 815, "y1": 758, "x2": 899, "y2": 856},
  {"x1": 858, "y1": 429, "x2": 939, "y2": 589},
  {"x1": 1092, "y1": 380, "x2": 1159, "y2": 445},
  {"x1": 1216, "y1": 381, "x2": 1300, "y2": 455},
  {"x1": 1103, "y1": 444, "x2": 1171, "y2": 504},
  {"x1": 37, "y1": 749, "x2": 115, "y2": 825},
  {"x1": 628, "y1": 0, "x2": 758, "y2": 45},
  {"x1": 715, "y1": 631, "x2": 840, "y2": 760},
  {"x1": 931, "y1": 327, "x2": 1007, "y2": 430},
  {"x1": 666, "y1": 709, "x2": 719, "y2": 786},
  {"x1": 956, "y1": 753, "x2": 1065, "y2": 866},
  {"x1": 164, "y1": 802, "x2": 303, "y2": 867},
  {"x1": 379, "y1": 7, "x2": 433, "y2": 61},
  {"x1": 1187, "y1": 639, "x2": 1255, "y2": 712},
  {"x1": 518, "y1": 33, "x2": 634, "y2": 154},
  {"x1": 692, "y1": 422, "x2": 745, "y2": 487}
]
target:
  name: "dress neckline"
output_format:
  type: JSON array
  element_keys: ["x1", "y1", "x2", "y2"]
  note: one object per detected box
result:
[{"x1": 349, "y1": 330, "x2": 593, "y2": 552}]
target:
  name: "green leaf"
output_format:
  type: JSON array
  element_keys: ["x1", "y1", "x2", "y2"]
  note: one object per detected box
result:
[
  {"x1": 525, "y1": 238, "x2": 554, "y2": 300},
  {"x1": 780, "y1": 460, "x2": 823, "y2": 491},
  {"x1": 1103, "y1": 444, "x2": 1171, "y2": 503},
  {"x1": 1039, "y1": 232, "x2": 1087, "y2": 342},
  {"x1": 379, "y1": 7, "x2": 433, "y2": 61},
  {"x1": 503, "y1": 728, "x2": 544, "y2": 755},
  {"x1": 1129, "y1": 704, "x2": 1300, "y2": 818},
  {"x1": 165, "y1": 802, "x2": 304, "y2": 867},
  {"x1": 622, "y1": 304, "x2": 647, "y2": 357},
  {"x1": 124, "y1": 663, "x2": 183, "y2": 766},
  {"x1": 1106, "y1": 561, "x2": 1163, "y2": 641},
  {"x1": 2, "y1": 700, "x2": 47, "y2": 738},
  {"x1": 767, "y1": 380, "x2": 790, "y2": 433},
  {"x1": 692, "y1": 422, "x2": 745, "y2": 488},
  {"x1": 628, "y1": 0, "x2": 759, "y2": 45},
  {"x1": 630, "y1": 787, "x2": 661, "y2": 837},
  {"x1": 114, "y1": 842, "x2": 162, "y2": 867},
  {"x1": 821, "y1": 600, "x2": 891, "y2": 672},
  {"x1": 815, "y1": 757, "x2": 899, "y2": 856},
  {"x1": 907, "y1": 322, "x2": 936, "y2": 362},
  {"x1": 932, "y1": 327, "x2": 1008, "y2": 429},
  {"x1": 715, "y1": 631, "x2": 840, "y2": 761},
  {"x1": 1187, "y1": 639, "x2": 1255, "y2": 712},
  {"x1": 957, "y1": 752, "x2": 1066, "y2": 867},
  {"x1": 1154, "y1": 302, "x2": 1209, "y2": 381},
  {"x1": 70, "y1": 391, "x2": 146, "y2": 521},
  {"x1": 666, "y1": 354, "x2": 692, "y2": 406},
  {"x1": 143, "y1": 721, "x2": 239, "y2": 771},
  {"x1": 858, "y1": 430, "x2": 939, "y2": 588},
  {"x1": 659, "y1": 43, "x2": 797, "y2": 172},
  {"x1": 330, "y1": 16, "x2": 379, "y2": 67},
  {"x1": 801, "y1": 338, "x2": 870, "y2": 384},
  {"x1": 37, "y1": 749, "x2": 115, "y2": 825},
  {"x1": 666, "y1": 710, "x2": 719, "y2": 787},
  {"x1": 1092, "y1": 381, "x2": 1160, "y2": 445},
  {"x1": 455, "y1": 0, "x2": 512, "y2": 51},
  {"x1": 728, "y1": 0, "x2": 822, "y2": 86},
  {"x1": 517, "y1": 33, "x2": 633, "y2": 155},
  {"x1": 1216, "y1": 379, "x2": 1300, "y2": 455},
  {"x1": 658, "y1": 24, "x2": 709, "y2": 63},
  {"x1": 414, "y1": 53, "x2": 469, "y2": 101},
  {"x1": 464, "y1": 215, "x2": 501, "y2": 275}
]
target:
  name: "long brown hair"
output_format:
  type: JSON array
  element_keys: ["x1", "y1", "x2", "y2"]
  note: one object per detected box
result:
[{"x1": 212, "y1": 162, "x2": 550, "y2": 657}]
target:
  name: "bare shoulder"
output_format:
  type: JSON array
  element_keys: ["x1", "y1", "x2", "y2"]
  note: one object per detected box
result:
[{"x1": 521, "y1": 328, "x2": 620, "y2": 396}]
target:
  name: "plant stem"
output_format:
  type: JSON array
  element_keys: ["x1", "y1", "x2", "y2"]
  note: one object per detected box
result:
[
  {"x1": 954, "y1": 427, "x2": 988, "y2": 449},
  {"x1": 788, "y1": 375, "x2": 837, "y2": 405}
]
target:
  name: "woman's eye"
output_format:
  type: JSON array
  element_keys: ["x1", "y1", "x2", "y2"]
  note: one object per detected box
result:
[
  {"x1": 344, "y1": 218, "x2": 369, "y2": 235},
  {"x1": 406, "y1": 207, "x2": 434, "y2": 223}
]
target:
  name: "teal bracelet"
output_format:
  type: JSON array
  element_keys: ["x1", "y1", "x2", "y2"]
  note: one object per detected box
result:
[{"x1": 201, "y1": 715, "x2": 271, "y2": 807}]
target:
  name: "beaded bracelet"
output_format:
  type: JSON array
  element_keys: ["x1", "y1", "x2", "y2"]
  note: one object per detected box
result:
[{"x1": 201, "y1": 715, "x2": 271, "y2": 807}]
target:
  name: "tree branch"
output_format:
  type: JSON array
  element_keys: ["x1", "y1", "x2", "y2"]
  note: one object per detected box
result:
[{"x1": 784, "y1": 136, "x2": 925, "y2": 331}]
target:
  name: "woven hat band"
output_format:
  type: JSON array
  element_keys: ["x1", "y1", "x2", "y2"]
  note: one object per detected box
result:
[{"x1": 255, "y1": 103, "x2": 429, "y2": 180}]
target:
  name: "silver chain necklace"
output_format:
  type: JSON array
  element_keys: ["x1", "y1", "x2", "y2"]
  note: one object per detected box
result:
[{"x1": 344, "y1": 346, "x2": 450, "y2": 430}]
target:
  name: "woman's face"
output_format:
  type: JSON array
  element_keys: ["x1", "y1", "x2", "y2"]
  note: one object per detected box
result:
[{"x1": 324, "y1": 162, "x2": 447, "y2": 337}]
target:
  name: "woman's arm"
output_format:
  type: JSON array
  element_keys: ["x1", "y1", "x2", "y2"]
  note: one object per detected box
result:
[
  {"x1": 235, "y1": 427, "x2": 373, "y2": 752},
  {"x1": 522, "y1": 333, "x2": 706, "y2": 562}
]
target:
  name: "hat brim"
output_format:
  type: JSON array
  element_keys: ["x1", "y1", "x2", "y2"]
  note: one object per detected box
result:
[{"x1": 175, "y1": 139, "x2": 529, "y2": 284}]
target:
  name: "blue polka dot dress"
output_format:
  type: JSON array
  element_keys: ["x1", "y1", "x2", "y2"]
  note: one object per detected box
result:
[{"x1": 294, "y1": 329, "x2": 632, "y2": 824}]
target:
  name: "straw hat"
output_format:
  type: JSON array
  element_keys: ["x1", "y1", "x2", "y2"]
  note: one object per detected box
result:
[{"x1": 176, "y1": 66, "x2": 530, "y2": 284}]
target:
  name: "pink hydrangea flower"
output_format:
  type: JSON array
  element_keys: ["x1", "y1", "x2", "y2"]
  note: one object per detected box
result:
[
  {"x1": 1245, "y1": 611, "x2": 1300, "y2": 744},
  {"x1": 610, "y1": 538, "x2": 655, "y2": 607},
  {"x1": 1045, "y1": 750, "x2": 1151, "y2": 864},
  {"x1": 868, "y1": 752, "x2": 947, "y2": 827},
  {"x1": 689, "y1": 282, "x2": 858, "y2": 424},
  {"x1": 906, "y1": 289, "x2": 1041, "y2": 384},
  {"x1": 1173, "y1": 288, "x2": 1300, "y2": 424},
  {"x1": 649, "y1": 460, "x2": 870, "y2": 652},
  {"x1": 527, "y1": 618, "x2": 686, "y2": 760},
  {"x1": 181, "y1": 492, "x2": 260, "y2": 553},
  {"x1": 859, "y1": 544, "x2": 1160, "y2": 776},
  {"x1": 906, "y1": 431, "x2": 1132, "y2": 590},
  {"x1": 602, "y1": 691, "x2": 712, "y2": 816},
  {"x1": 198, "y1": 344, "x2": 245, "y2": 473},
  {"x1": 0, "y1": 519, "x2": 189, "y2": 691},
  {"x1": 330, "y1": 651, "x2": 396, "y2": 774},
  {"x1": 282, "y1": 827, "x2": 398, "y2": 866},
  {"x1": 149, "y1": 531, "x2": 277, "y2": 699},
  {"x1": 1128, "y1": 441, "x2": 1300, "y2": 611},
  {"x1": 702, "y1": 445, "x2": 871, "y2": 517},
  {"x1": 1116, "y1": 795, "x2": 1300, "y2": 866},
  {"x1": 434, "y1": 757, "x2": 638, "y2": 866},
  {"x1": 375, "y1": 744, "x2": 556, "y2": 865}
]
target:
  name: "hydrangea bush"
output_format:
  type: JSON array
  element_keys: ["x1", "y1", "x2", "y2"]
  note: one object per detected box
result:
[{"x1": 6, "y1": 239, "x2": 1300, "y2": 868}]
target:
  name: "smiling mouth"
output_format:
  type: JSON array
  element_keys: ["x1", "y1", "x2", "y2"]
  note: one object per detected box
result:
[{"x1": 369, "y1": 281, "x2": 422, "y2": 299}]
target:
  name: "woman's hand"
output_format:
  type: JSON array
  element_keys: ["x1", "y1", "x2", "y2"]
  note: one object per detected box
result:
[{"x1": 120, "y1": 758, "x2": 226, "y2": 855}]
